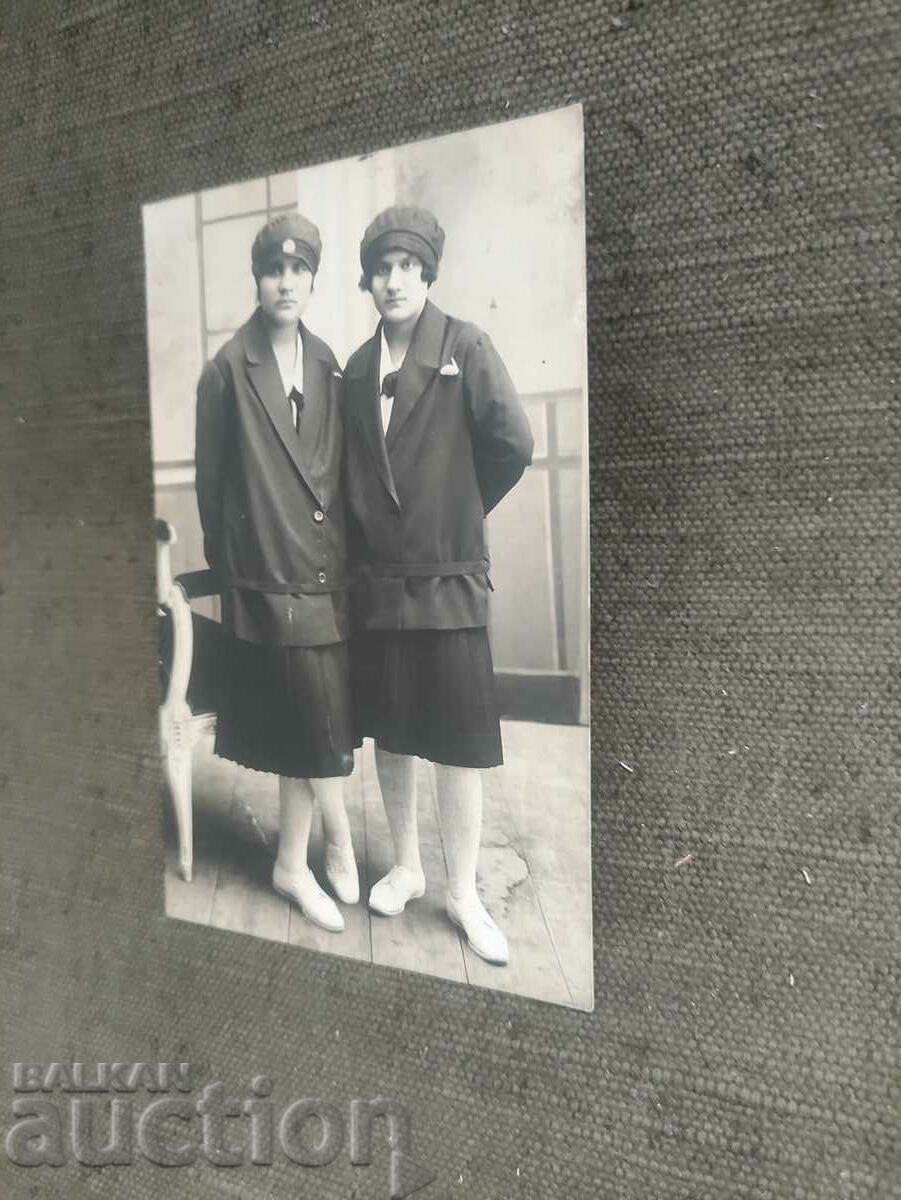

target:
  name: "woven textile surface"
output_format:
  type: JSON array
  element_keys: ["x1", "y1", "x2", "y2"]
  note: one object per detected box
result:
[{"x1": 1, "y1": 1, "x2": 899, "y2": 1196}]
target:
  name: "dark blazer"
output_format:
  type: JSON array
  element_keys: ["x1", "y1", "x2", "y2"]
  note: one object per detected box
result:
[
  {"x1": 194, "y1": 308, "x2": 347, "y2": 597},
  {"x1": 342, "y1": 300, "x2": 534, "y2": 630}
]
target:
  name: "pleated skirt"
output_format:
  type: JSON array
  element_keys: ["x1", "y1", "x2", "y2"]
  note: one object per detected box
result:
[
  {"x1": 214, "y1": 636, "x2": 355, "y2": 779},
  {"x1": 352, "y1": 627, "x2": 503, "y2": 768}
]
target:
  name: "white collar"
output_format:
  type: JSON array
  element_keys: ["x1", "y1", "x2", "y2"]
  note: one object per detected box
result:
[{"x1": 272, "y1": 329, "x2": 304, "y2": 397}]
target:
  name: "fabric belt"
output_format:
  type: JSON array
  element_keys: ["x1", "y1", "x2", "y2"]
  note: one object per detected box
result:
[{"x1": 363, "y1": 560, "x2": 489, "y2": 579}]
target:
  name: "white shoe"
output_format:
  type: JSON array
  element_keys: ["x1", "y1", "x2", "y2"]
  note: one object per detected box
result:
[
  {"x1": 324, "y1": 841, "x2": 360, "y2": 905},
  {"x1": 446, "y1": 892, "x2": 509, "y2": 965},
  {"x1": 368, "y1": 865, "x2": 426, "y2": 916},
  {"x1": 273, "y1": 863, "x2": 345, "y2": 932}
]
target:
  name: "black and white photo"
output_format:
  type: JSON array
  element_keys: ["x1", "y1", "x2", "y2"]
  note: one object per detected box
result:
[{"x1": 145, "y1": 104, "x2": 591, "y2": 1009}]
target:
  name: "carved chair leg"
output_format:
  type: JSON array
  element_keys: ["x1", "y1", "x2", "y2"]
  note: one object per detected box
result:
[
  {"x1": 157, "y1": 545, "x2": 198, "y2": 885},
  {"x1": 164, "y1": 736, "x2": 194, "y2": 883}
]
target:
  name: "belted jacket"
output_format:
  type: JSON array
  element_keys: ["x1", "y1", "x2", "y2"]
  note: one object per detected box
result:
[
  {"x1": 342, "y1": 300, "x2": 534, "y2": 631},
  {"x1": 194, "y1": 309, "x2": 348, "y2": 609}
]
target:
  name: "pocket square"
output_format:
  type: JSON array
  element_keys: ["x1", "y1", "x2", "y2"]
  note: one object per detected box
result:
[{"x1": 439, "y1": 358, "x2": 460, "y2": 377}]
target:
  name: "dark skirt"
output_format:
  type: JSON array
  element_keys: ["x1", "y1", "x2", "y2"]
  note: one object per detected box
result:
[
  {"x1": 215, "y1": 636, "x2": 355, "y2": 779},
  {"x1": 352, "y1": 627, "x2": 503, "y2": 768}
]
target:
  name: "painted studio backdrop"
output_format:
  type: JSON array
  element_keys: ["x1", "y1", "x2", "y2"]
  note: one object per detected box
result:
[{"x1": 143, "y1": 105, "x2": 591, "y2": 1009}]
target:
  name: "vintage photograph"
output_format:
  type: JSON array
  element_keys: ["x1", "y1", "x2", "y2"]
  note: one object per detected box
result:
[{"x1": 144, "y1": 104, "x2": 591, "y2": 1009}]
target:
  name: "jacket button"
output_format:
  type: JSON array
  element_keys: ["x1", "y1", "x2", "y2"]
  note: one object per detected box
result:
[
  {"x1": 317, "y1": 571, "x2": 327, "y2": 584},
  {"x1": 313, "y1": 509, "x2": 324, "y2": 522}
]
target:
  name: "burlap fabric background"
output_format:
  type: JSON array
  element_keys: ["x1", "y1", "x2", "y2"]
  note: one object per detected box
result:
[{"x1": 1, "y1": 1, "x2": 899, "y2": 1196}]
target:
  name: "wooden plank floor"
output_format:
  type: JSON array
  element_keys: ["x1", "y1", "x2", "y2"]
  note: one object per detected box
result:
[{"x1": 163, "y1": 721, "x2": 593, "y2": 1010}]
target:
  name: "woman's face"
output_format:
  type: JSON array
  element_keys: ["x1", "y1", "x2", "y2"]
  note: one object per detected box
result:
[
  {"x1": 257, "y1": 256, "x2": 314, "y2": 327},
  {"x1": 370, "y1": 250, "x2": 430, "y2": 330}
]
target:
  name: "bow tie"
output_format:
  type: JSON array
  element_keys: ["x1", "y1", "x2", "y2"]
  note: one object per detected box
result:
[{"x1": 381, "y1": 370, "x2": 399, "y2": 399}]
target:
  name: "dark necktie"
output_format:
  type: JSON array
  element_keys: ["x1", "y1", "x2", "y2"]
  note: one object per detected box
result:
[
  {"x1": 288, "y1": 386, "x2": 304, "y2": 432},
  {"x1": 381, "y1": 370, "x2": 399, "y2": 399}
]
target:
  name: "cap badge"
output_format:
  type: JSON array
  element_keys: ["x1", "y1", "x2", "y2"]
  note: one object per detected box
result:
[{"x1": 282, "y1": 238, "x2": 296, "y2": 254}]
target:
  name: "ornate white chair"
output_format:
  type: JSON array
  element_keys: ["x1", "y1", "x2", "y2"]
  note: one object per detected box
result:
[{"x1": 155, "y1": 520, "x2": 221, "y2": 882}]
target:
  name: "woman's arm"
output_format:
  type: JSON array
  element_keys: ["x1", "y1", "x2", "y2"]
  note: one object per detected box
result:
[{"x1": 462, "y1": 331, "x2": 535, "y2": 514}]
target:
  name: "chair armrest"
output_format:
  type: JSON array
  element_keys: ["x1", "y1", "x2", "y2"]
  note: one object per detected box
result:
[
  {"x1": 155, "y1": 519, "x2": 221, "y2": 600},
  {"x1": 175, "y1": 569, "x2": 221, "y2": 600},
  {"x1": 155, "y1": 520, "x2": 177, "y2": 608},
  {"x1": 161, "y1": 582, "x2": 194, "y2": 709},
  {"x1": 155, "y1": 519, "x2": 196, "y2": 709},
  {"x1": 155, "y1": 519, "x2": 221, "y2": 713}
]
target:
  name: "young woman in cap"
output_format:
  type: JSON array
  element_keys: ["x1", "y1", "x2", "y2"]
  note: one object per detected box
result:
[
  {"x1": 342, "y1": 205, "x2": 534, "y2": 965},
  {"x1": 194, "y1": 212, "x2": 358, "y2": 933}
]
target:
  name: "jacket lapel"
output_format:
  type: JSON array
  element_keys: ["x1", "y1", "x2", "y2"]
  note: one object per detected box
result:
[
  {"x1": 385, "y1": 300, "x2": 446, "y2": 453},
  {"x1": 346, "y1": 334, "x2": 400, "y2": 508},
  {"x1": 300, "y1": 328, "x2": 334, "y2": 504},
  {"x1": 242, "y1": 309, "x2": 322, "y2": 503}
]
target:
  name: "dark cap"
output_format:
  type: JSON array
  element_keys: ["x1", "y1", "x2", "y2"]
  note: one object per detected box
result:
[
  {"x1": 360, "y1": 205, "x2": 445, "y2": 278},
  {"x1": 251, "y1": 212, "x2": 322, "y2": 276}
]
